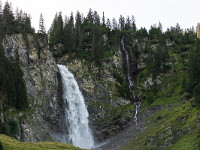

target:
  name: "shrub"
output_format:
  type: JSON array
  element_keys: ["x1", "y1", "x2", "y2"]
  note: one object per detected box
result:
[
  {"x1": 8, "y1": 119, "x2": 18, "y2": 136},
  {"x1": 146, "y1": 90, "x2": 154, "y2": 104}
]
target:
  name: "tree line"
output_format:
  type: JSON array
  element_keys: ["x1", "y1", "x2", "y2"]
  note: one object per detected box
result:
[{"x1": 48, "y1": 9, "x2": 136, "y2": 65}]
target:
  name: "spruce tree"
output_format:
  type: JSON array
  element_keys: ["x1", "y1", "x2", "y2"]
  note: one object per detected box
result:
[
  {"x1": 39, "y1": 13, "x2": 45, "y2": 34},
  {"x1": 49, "y1": 13, "x2": 58, "y2": 45},
  {"x1": 131, "y1": 15, "x2": 136, "y2": 32},
  {"x1": 75, "y1": 11, "x2": 82, "y2": 53},
  {"x1": 112, "y1": 18, "x2": 118, "y2": 30},
  {"x1": 2, "y1": 2, "x2": 15, "y2": 34},
  {"x1": 125, "y1": 16, "x2": 131, "y2": 30},
  {"x1": 93, "y1": 11, "x2": 100, "y2": 25},
  {"x1": 106, "y1": 19, "x2": 111, "y2": 29},
  {"x1": 87, "y1": 8, "x2": 94, "y2": 24},
  {"x1": 119, "y1": 15, "x2": 125, "y2": 31},
  {"x1": 102, "y1": 12, "x2": 105, "y2": 25},
  {"x1": 63, "y1": 12, "x2": 74, "y2": 53},
  {"x1": 49, "y1": 12, "x2": 64, "y2": 44}
]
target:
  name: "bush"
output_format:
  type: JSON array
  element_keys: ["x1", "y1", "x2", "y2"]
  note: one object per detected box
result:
[
  {"x1": 8, "y1": 120, "x2": 18, "y2": 136},
  {"x1": 0, "y1": 124, "x2": 10, "y2": 136},
  {"x1": 112, "y1": 71, "x2": 132, "y2": 100},
  {"x1": 146, "y1": 90, "x2": 154, "y2": 104},
  {"x1": 0, "y1": 119, "x2": 18, "y2": 137}
]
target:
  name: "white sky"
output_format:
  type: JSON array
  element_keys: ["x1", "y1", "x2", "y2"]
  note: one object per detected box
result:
[{"x1": 1, "y1": 0, "x2": 200, "y2": 31}]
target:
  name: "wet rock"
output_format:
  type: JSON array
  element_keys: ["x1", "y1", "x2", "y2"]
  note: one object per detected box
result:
[{"x1": 58, "y1": 50, "x2": 132, "y2": 141}]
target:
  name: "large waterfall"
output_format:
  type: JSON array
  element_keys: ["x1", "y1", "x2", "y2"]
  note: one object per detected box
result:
[
  {"x1": 57, "y1": 65, "x2": 94, "y2": 149},
  {"x1": 121, "y1": 36, "x2": 140, "y2": 125}
]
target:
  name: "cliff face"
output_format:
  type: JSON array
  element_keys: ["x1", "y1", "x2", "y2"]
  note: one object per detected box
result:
[
  {"x1": 2, "y1": 34, "x2": 67, "y2": 142},
  {"x1": 2, "y1": 34, "x2": 134, "y2": 143},
  {"x1": 58, "y1": 50, "x2": 134, "y2": 142}
]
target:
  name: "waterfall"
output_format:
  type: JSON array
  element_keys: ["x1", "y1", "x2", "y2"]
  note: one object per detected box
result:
[
  {"x1": 134, "y1": 102, "x2": 140, "y2": 126},
  {"x1": 121, "y1": 36, "x2": 140, "y2": 125},
  {"x1": 57, "y1": 65, "x2": 94, "y2": 149}
]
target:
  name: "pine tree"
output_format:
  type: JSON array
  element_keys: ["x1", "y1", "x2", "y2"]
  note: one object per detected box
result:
[
  {"x1": 112, "y1": 18, "x2": 118, "y2": 30},
  {"x1": 176, "y1": 23, "x2": 181, "y2": 35},
  {"x1": 87, "y1": 8, "x2": 94, "y2": 24},
  {"x1": 119, "y1": 15, "x2": 125, "y2": 31},
  {"x1": 24, "y1": 13, "x2": 32, "y2": 33},
  {"x1": 158, "y1": 21, "x2": 163, "y2": 32},
  {"x1": 63, "y1": 12, "x2": 74, "y2": 53},
  {"x1": 93, "y1": 26, "x2": 104, "y2": 65},
  {"x1": 131, "y1": 15, "x2": 136, "y2": 32},
  {"x1": 93, "y1": 11, "x2": 100, "y2": 25},
  {"x1": 2, "y1": 2, "x2": 15, "y2": 34},
  {"x1": 111, "y1": 18, "x2": 120, "y2": 48},
  {"x1": 49, "y1": 13, "x2": 58, "y2": 45},
  {"x1": 56, "y1": 12, "x2": 64, "y2": 43},
  {"x1": 39, "y1": 13, "x2": 45, "y2": 34},
  {"x1": 75, "y1": 11, "x2": 82, "y2": 52},
  {"x1": 102, "y1": 12, "x2": 105, "y2": 25},
  {"x1": 125, "y1": 16, "x2": 131, "y2": 30},
  {"x1": 106, "y1": 19, "x2": 111, "y2": 29}
]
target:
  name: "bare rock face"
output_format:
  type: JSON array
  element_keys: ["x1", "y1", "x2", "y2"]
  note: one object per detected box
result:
[
  {"x1": 58, "y1": 51, "x2": 133, "y2": 142},
  {"x1": 2, "y1": 34, "x2": 67, "y2": 142},
  {"x1": 2, "y1": 34, "x2": 134, "y2": 143}
]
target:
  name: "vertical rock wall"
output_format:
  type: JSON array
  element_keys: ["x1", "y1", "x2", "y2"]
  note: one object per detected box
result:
[
  {"x1": 58, "y1": 50, "x2": 133, "y2": 142},
  {"x1": 2, "y1": 34, "x2": 67, "y2": 142}
]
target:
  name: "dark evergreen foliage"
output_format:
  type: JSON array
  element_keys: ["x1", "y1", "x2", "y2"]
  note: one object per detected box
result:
[
  {"x1": 48, "y1": 9, "x2": 137, "y2": 67},
  {"x1": 0, "y1": 1, "x2": 29, "y2": 111},
  {"x1": 0, "y1": 46, "x2": 28, "y2": 111},
  {"x1": 188, "y1": 39, "x2": 200, "y2": 102},
  {"x1": 0, "y1": 1, "x2": 29, "y2": 139},
  {"x1": 0, "y1": 119, "x2": 18, "y2": 138}
]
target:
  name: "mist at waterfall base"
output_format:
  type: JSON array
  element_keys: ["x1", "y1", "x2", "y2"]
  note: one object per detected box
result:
[
  {"x1": 57, "y1": 65, "x2": 94, "y2": 149},
  {"x1": 121, "y1": 36, "x2": 141, "y2": 125}
]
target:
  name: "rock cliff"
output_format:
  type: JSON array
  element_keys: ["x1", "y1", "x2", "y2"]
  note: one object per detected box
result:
[
  {"x1": 2, "y1": 34, "x2": 67, "y2": 142},
  {"x1": 2, "y1": 33, "x2": 134, "y2": 143},
  {"x1": 58, "y1": 50, "x2": 134, "y2": 142}
]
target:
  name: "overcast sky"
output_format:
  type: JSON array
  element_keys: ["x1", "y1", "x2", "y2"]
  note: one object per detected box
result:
[{"x1": 1, "y1": 0, "x2": 200, "y2": 31}]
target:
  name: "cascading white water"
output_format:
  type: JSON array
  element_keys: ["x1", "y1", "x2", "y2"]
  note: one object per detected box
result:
[
  {"x1": 57, "y1": 65, "x2": 94, "y2": 149},
  {"x1": 121, "y1": 36, "x2": 140, "y2": 125},
  {"x1": 134, "y1": 102, "x2": 140, "y2": 126},
  {"x1": 121, "y1": 36, "x2": 135, "y2": 99}
]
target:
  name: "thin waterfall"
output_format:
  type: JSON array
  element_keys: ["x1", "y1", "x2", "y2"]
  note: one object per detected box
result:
[
  {"x1": 57, "y1": 65, "x2": 94, "y2": 149},
  {"x1": 121, "y1": 36, "x2": 141, "y2": 125}
]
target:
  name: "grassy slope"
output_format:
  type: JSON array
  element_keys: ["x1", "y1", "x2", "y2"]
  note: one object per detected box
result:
[
  {"x1": 122, "y1": 101, "x2": 200, "y2": 150},
  {"x1": 121, "y1": 43, "x2": 200, "y2": 149},
  {"x1": 0, "y1": 134, "x2": 84, "y2": 150}
]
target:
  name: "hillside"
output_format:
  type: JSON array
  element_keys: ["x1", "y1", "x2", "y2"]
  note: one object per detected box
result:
[
  {"x1": 0, "y1": 1, "x2": 200, "y2": 150},
  {"x1": 94, "y1": 24, "x2": 200, "y2": 150}
]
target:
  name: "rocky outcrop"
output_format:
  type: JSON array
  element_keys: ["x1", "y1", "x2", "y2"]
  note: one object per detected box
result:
[
  {"x1": 2, "y1": 34, "x2": 67, "y2": 142},
  {"x1": 2, "y1": 34, "x2": 135, "y2": 143},
  {"x1": 58, "y1": 51, "x2": 134, "y2": 142}
]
